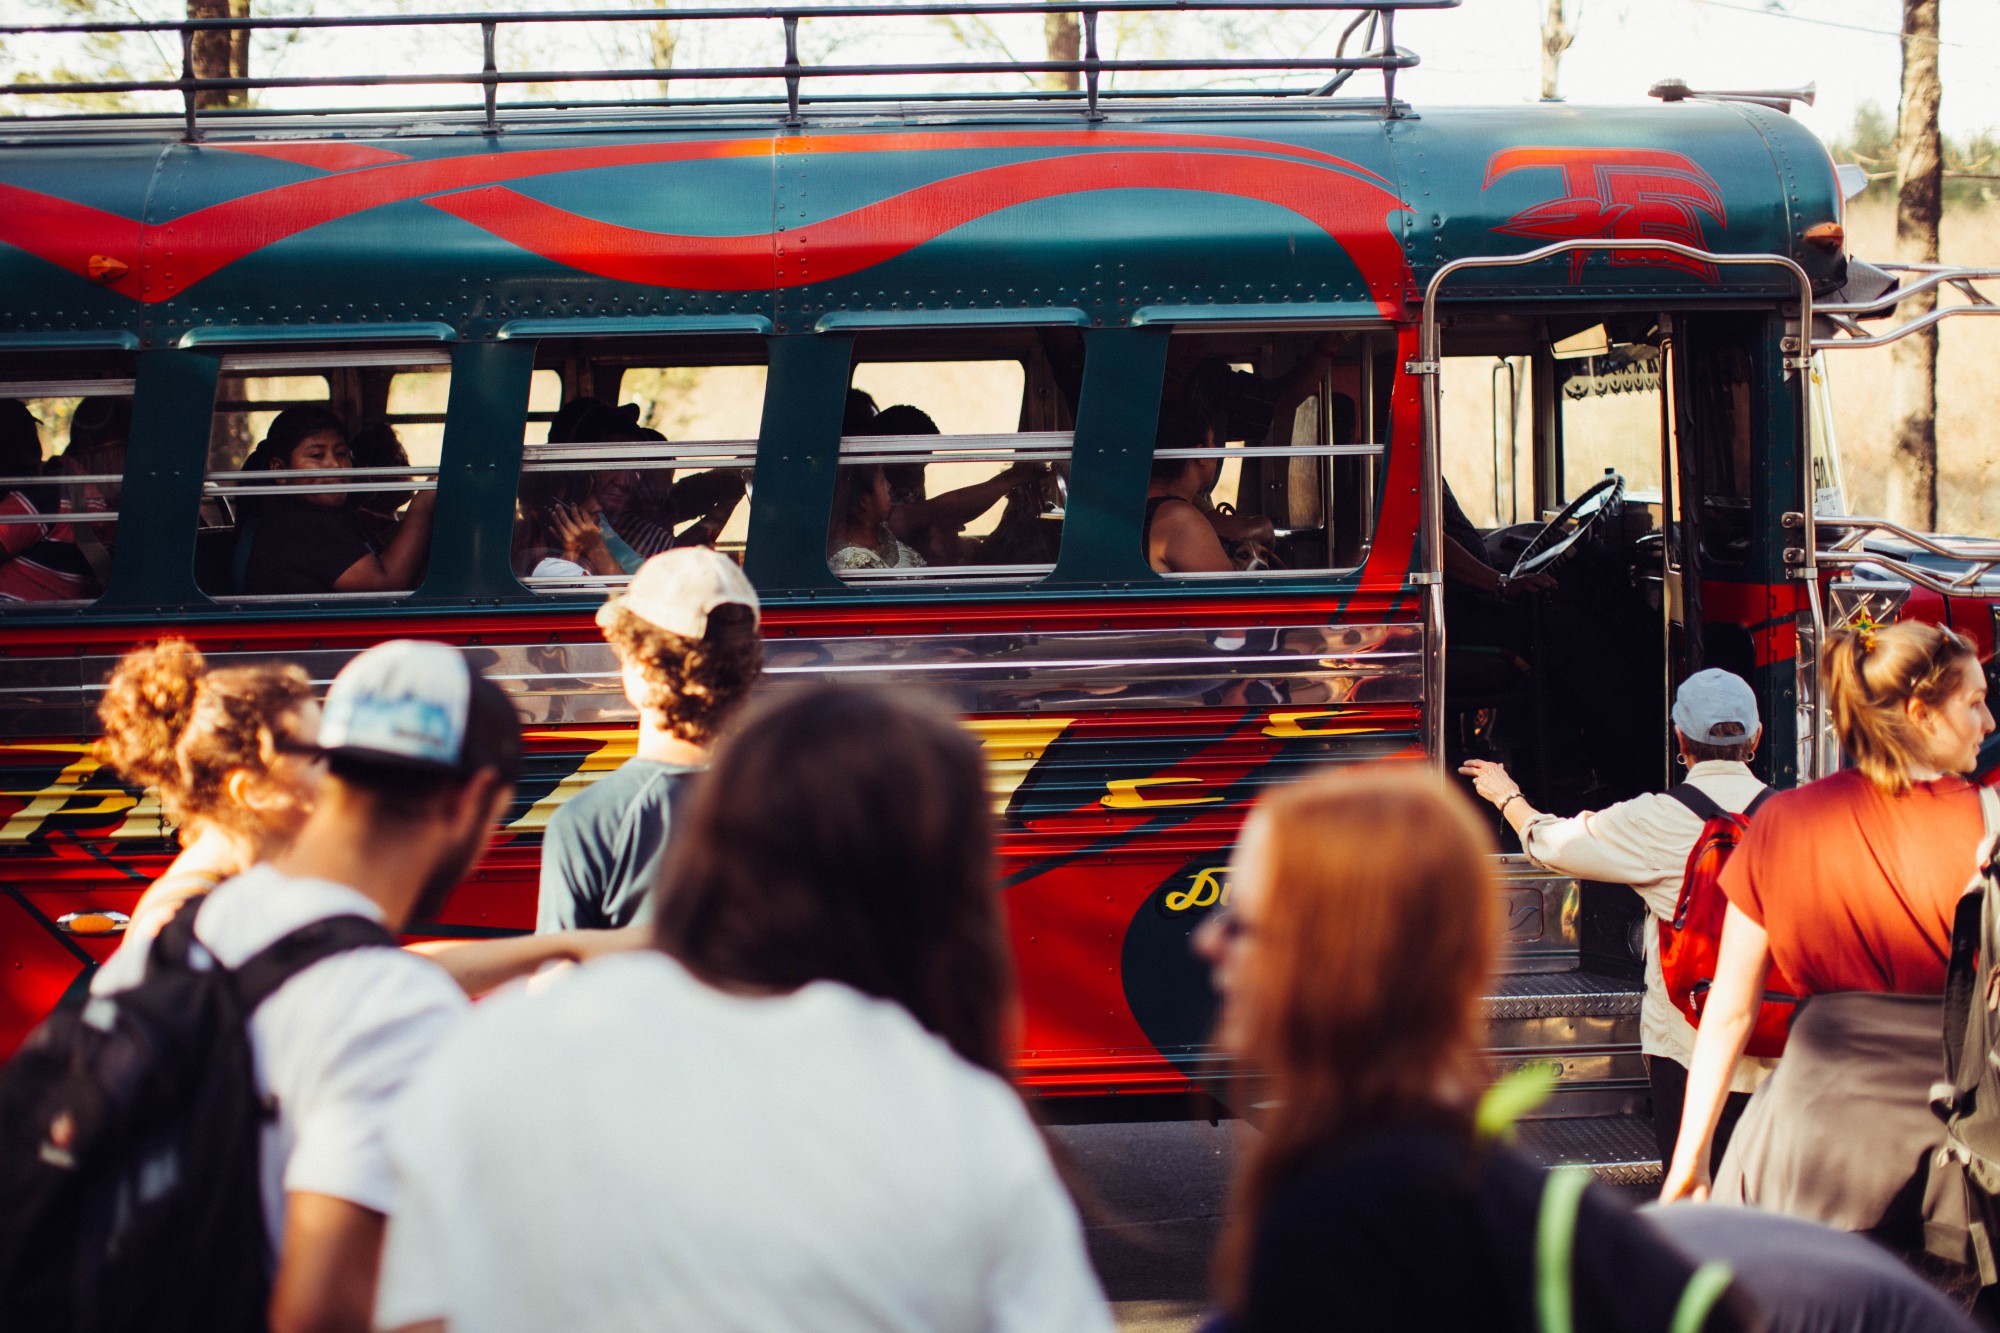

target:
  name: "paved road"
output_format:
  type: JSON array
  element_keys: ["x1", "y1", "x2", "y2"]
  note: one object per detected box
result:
[{"x1": 1051, "y1": 1120, "x2": 1241, "y2": 1333}]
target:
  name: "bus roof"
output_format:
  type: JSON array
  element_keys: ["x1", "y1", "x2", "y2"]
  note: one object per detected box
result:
[{"x1": 0, "y1": 98, "x2": 1841, "y2": 347}]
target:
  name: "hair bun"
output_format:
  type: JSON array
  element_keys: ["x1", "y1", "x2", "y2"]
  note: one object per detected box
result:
[{"x1": 97, "y1": 638, "x2": 208, "y2": 790}]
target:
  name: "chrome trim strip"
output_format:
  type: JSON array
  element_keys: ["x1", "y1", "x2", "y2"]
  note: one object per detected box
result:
[
  {"x1": 0, "y1": 379, "x2": 135, "y2": 398},
  {"x1": 0, "y1": 622, "x2": 1424, "y2": 735}
]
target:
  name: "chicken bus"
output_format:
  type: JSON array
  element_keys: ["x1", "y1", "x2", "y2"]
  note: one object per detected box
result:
[{"x1": 1, "y1": 0, "x2": 1995, "y2": 1182}]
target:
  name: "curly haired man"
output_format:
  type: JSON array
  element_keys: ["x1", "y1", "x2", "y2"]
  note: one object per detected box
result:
[{"x1": 535, "y1": 549, "x2": 762, "y2": 932}]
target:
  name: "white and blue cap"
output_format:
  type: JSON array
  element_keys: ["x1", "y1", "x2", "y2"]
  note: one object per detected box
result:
[
  {"x1": 1671, "y1": 668, "x2": 1762, "y2": 746},
  {"x1": 317, "y1": 640, "x2": 522, "y2": 779}
]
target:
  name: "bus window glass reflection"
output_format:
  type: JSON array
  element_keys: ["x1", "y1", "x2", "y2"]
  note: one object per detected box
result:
[
  {"x1": 0, "y1": 352, "x2": 135, "y2": 607},
  {"x1": 197, "y1": 351, "x2": 446, "y2": 600},
  {"x1": 1147, "y1": 329, "x2": 1384, "y2": 577},
  {"x1": 516, "y1": 340, "x2": 764, "y2": 592},
  {"x1": 830, "y1": 329, "x2": 1080, "y2": 587}
]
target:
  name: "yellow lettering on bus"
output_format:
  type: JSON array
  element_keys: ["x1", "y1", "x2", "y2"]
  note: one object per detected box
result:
[
  {"x1": 0, "y1": 746, "x2": 138, "y2": 844},
  {"x1": 1262, "y1": 710, "x2": 1377, "y2": 739},
  {"x1": 1101, "y1": 776, "x2": 1222, "y2": 810},
  {"x1": 1163, "y1": 866, "x2": 1233, "y2": 913},
  {"x1": 504, "y1": 729, "x2": 638, "y2": 834}
]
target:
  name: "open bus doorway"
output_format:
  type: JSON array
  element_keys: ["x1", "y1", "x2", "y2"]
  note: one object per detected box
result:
[{"x1": 1437, "y1": 312, "x2": 1686, "y2": 824}]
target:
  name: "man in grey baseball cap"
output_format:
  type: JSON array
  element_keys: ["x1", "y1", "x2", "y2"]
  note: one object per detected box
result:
[
  {"x1": 536, "y1": 549, "x2": 763, "y2": 935},
  {"x1": 1461, "y1": 667, "x2": 1772, "y2": 1175}
]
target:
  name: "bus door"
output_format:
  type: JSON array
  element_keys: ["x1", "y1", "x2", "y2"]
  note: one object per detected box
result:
[{"x1": 1438, "y1": 312, "x2": 1670, "y2": 819}]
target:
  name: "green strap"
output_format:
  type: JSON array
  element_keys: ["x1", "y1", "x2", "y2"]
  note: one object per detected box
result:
[
  {"x1": 1669, "y1": 1260, "x2": 1735, "y2": 1333},
  {"x1": 1535, "y1": 1167, "x2": 1590, "y2": 1333},
  {"x1": 1477, "y1": 1063, "x2": 1561, "y2": 1143}
]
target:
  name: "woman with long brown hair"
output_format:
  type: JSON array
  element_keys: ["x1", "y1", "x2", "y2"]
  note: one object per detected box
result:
[
  {"x1": 375, "y1": 685, "x2": 1112, "y2": 1333},
  {"x1": 1203, "y1": 765, "x2": 1755, "y2": 1331},
  {"x1": 95, "y1": 638, "x2": 637, "y2": 995},
  {"x1": 1664, "y1": 622, "x2": 1995, "y2": 1255}
]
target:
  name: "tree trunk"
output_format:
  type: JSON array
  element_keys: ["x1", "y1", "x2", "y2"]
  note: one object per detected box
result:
[
  {"x1": 187, "y1": 0, "x2": 250, "y2": 111},
  {"x1": 1539, "y1": 0, "x2": 1575, "y2": 102},
  {"x1": 650, "y1": 19, "x2": 677, "y2": 101},
  {"x1": 1043, "y1": 3, "x2": 1080, "y2": 93},
  {"x1": 1887, "y1": 0, "x2": 1943, "y2": 531}
]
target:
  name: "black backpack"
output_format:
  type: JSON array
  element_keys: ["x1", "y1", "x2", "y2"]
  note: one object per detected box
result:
[
  {"x1": 0, "y1": 903, "x2": 396, "y2": 1332},
  {"x1": 1929, "y1": 785, "x2": 2000, "y2": 1285}
]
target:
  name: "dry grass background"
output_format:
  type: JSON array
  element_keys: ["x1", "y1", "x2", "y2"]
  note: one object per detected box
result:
[
  {"x1": 1440, "y1": 197, "x2": 2000, "y2": 539},
  {"x1": 1827, "y1": 197, "x2": 2000, "y2": 537}
]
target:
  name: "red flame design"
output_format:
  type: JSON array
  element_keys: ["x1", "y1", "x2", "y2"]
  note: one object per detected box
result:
[
  {"x1": 0, "y1": 130, "x2": 1402, "y2": 305},
  {"x1": 1484, "y1": 146, "x2": 1727, "y2": 282}
]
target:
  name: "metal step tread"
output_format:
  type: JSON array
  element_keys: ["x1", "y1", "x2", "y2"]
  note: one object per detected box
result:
[
  {"x1": 1484, "y1": 970, "x2": 1644, "y2": 1020},
  {"x1": 1514, "y1": 1115, "x2": 1661, "y2": 1190}
]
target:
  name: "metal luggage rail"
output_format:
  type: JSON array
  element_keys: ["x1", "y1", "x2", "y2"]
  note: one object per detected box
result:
[
  {"x1": 1787, "y1": 511, "x2": 2000, "y2": 598},
  {"x1": 0, "y1": 0, "x2": 1457, "y2": 139},
  {"x1": 1813, "y1": 262, "x2": 2000, "y2": 351}
]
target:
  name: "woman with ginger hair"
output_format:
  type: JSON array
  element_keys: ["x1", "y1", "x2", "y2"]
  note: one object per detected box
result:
[
  {"x1": 95, "y1": 639, "x2": 638, "y2": 995},
  {"x1": 1199, "y1": 766, "x2": 1756, "y2": 1332},
  {"x1": 1664, "y1": 622, "x2": 1996, "y2": 1260}
]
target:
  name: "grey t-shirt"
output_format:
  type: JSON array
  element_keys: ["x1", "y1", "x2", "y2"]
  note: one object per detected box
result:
[{"x1": 535, "y1": 759, "x2": 702, "y2": 932}]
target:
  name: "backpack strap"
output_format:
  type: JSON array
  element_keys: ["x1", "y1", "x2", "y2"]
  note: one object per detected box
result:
[
  {"x1": 1742, "y1": 787, "x2": 1775, "y2": 819},
  {"x1": 1666, "y1": 784, "x2": 1727, "y2": 824},
  {"x1": 229, "y1": 915, "x2": 399, "y2": 1014},
  {"x1": 1940, "y1": 787, "x2": 2000, "y2": 1106}
]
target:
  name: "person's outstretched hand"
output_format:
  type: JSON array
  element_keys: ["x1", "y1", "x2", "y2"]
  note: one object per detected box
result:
[{"x1": 1458, "y1": 758, "x2": 1522, "y2": 810}]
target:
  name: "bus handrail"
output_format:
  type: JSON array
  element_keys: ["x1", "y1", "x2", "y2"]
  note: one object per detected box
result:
[
  {"x1": 1417, "y1": 240, "x2": 1820, "y2": 777},
  {"x1": 0, "y1": 0, "x2": 1457, "y2": 138},
  {"x1": 1792, "y1": 512, "x2": 2000, "y2": 597},
  {"x1": 1813, "y1": 262, "x2": 2000, "y2": 350}
]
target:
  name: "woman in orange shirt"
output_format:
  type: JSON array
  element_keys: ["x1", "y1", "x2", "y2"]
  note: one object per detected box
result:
[{"x1": 1662, "y1": 622, "x2": 1995, "y2": 1252}]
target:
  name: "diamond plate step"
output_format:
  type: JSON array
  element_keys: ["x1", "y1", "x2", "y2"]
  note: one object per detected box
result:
[
  {"x1": 1484, "y1": 970, "x2": 1643, "y2": 1020},
  {"x1": 1515, "y1": 1114, "x2": 1662, "y2": 1191},
  {"x1": 1483, "y1": 970, "x2": 1649, "y2": 1119}
]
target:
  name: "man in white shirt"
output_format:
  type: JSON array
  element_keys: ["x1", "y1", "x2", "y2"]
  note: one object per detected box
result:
[
  {"x1": 92, "y1": 639, "x2": 522, "y2": 1333},
  {"x1": 1461, "y1": 668, "x2": 1776, "y2": 1170}
]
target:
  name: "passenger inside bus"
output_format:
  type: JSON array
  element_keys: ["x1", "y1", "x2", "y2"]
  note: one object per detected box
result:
[
  {"x1": 861, "y1": 404, "x2": 1047, "y2": 568},
  {"x1": 829, "y1": 463, "x2": 926, "y2": 572},
  {"x1": 236, "y1": 406, "x2": 436, "y2": 596},
  {"x1": 1144, "y1": 405, "x2": 1279, "y2": 575},
  {"x1": 49, "y1": 396, "x2": 128, "y2": 568},
  {"x1": 514, "y1": 469, "x2": 639, "y2": 581},
  {"x1": 553, "y1": 397, "x2": 747, "y2": 555},
  {"x1": 0, "y1": 400, "x2": 98, "y2": 602},
  {"x1": 348, "y1": 420, "x2": 414, "y2": 547}
]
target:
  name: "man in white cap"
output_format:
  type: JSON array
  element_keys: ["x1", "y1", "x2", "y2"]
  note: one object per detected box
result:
[
  {"x1": 1460, "y1": 667, "x2": 1776, "y2": 1173},
  {"x1": 88, "y1": 639, "x2": 523, "y2": 1333},
  {"x1": 537, "y1": 549, "x2": 762, "y2": 934}
]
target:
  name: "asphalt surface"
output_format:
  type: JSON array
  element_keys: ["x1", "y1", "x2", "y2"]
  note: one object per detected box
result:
[{"x1": 1050, "y1": 1120, "x2": 1242, "y2": 1333}]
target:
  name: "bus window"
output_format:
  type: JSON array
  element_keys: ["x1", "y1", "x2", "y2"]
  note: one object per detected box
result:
[
  {"x1": 1554, "y1": 324, "x2": 1664, "y2": 502},
  {"x1": 516, "y1": 339, "x2": 764, "y2": 593},
  {"x1": 830, "y1": 329, "x2": 1080, "y2": 586},
  {"x1": 0, "y1": 351, "x2": 134, "y2": 607},
  {"x1": 197, "y1": 349, "x2": 445, "y2": 600},
  {"x1": 1147, "y1": 329, "x2": 1383, "y2": 577}
]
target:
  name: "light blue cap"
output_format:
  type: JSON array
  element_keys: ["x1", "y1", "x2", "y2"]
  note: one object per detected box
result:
[{"x1": 1671, "y1": 668, "x2": 1761, "y2": 746}]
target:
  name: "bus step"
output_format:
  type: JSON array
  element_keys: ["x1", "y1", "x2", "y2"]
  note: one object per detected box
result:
[
  {"x1": 1484, "y1": 968, "x2": 1643, "y2": 1021},
  {"x1": 1514, "y1": 1114, "x2": 1662, "y2": 1192}
]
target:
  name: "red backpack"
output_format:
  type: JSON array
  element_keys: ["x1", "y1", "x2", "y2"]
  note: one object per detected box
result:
[{"x1": 1659, "y1": 784, "x2": 1801, "y2": 1059}]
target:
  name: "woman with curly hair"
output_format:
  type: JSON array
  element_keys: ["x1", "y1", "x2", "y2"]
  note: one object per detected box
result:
[
  {"x1": 536, "y1": 547, "x2": 764, "y2": 933},
  {"x1": 96, "y1": 639, "x2": 640, "y2": 994}
]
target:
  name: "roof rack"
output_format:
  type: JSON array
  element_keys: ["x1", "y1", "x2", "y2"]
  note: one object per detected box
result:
[{"x1": 0, "y1": 0, "x2": 1456, "y2": 140}]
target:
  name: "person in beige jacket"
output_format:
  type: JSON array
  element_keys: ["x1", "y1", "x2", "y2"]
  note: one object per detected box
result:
[{"x1": 1461, "y1": 668, "x2": 1776, "y2": 1171}]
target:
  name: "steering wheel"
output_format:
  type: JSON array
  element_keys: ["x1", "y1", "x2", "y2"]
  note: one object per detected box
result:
[{"x1": 1508, "y1": 472, "x2": 1624, "y2": 580}]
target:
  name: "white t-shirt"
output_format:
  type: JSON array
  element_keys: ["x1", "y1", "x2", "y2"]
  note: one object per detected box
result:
[
  {"x1": 375, "y1": 952, "x2": 1115, "y2": 1333},
  {"x1": 91, "y1": 864, "x2": 467, "y2": 1252}
]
